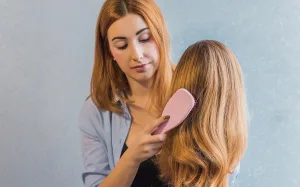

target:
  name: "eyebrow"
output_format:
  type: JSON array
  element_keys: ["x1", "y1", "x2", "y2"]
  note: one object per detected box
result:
[{"x1": 112, "y1": 27, "x2": 149, "y2": 42}]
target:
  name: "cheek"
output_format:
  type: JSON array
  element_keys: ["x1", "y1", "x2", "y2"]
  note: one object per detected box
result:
[
  {"x1": 146, "y1": 42, "x2": 160, "y2": 61},
  {"x1": 111, "y1": 49, "x2": 125, "y2": 65},
  {"x1": 110, "y1": 49, "x2": 129, "y2": 72}
]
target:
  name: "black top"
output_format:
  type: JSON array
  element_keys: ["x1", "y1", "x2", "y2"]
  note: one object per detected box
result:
[{"x1": 120, "y1": 143, "x2": 169, "y2": 187}]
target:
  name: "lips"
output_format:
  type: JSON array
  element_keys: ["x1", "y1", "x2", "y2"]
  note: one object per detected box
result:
[{"x1": 132, "y1": 63, "x2": 149, "y2": 69}]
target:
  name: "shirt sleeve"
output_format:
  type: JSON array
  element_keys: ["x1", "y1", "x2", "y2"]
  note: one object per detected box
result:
[{"x1": 78, "y1": 99, "x2": 110, "y2": 187}]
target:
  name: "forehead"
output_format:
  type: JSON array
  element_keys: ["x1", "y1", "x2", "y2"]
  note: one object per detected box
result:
[{"x1": 107, "y1": 13, "x2": 149, "y2": 39}]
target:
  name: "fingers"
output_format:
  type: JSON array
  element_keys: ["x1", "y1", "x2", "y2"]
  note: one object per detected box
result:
[
  {"x1": 143, "y1": 142, "x2": 164, "y2": 156},
  {"x1": 150, "y1": 142, "x2": 164, "y2": 150},
  {"x1": 156, "y1": 149, "x2": 162, "y2": 155},
  {"x1": 152, "y1": 148, "x2": 162, "y2": 156},
  {"x1": 145, "y1": 115, "x2": 170, "y2": 134},
  {"x1": 147, "y1": 133, "x2": 167, "y2": 144}
]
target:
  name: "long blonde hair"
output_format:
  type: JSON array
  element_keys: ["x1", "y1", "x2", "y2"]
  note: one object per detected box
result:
[
  {"x1": 157, "y1": 40, "x2": 248, "y2": 187},
  {"x1": 90, "y1": 0, "x2": 174, "y2": 114}
]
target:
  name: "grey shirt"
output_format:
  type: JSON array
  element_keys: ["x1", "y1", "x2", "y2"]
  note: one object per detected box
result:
[{"x1": 78, "y1": 98, "x2": 240, "y2": 187}]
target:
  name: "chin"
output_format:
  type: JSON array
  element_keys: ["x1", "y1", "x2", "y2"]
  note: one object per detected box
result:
[
  {"x1": 131, "y1": 71, "x2": 156, "y2": 83},
  {"x1": 135, "y1": 74, "x2": 154, "y2": 82}
]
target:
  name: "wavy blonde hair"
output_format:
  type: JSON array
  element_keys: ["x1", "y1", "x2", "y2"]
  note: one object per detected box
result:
[
  {"x1": 89, "y1": 0, "x2": 174, "y2": 114},
  {"x1": 156, "y1": 40, "x2": 248, "y2": 187}
]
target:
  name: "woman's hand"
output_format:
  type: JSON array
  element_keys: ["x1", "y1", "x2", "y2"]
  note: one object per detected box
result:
[{"x1": 126, "y1": 115, "x2": 170, "y2": 164}]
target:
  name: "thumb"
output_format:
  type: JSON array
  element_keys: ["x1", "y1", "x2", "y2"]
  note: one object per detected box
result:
[{"x1": 147, "y1": 115, "x2": 170, "y2": 134}]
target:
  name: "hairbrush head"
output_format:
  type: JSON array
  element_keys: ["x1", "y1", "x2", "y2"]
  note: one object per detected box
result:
[{"x1": 152, "y1": 88, "x2": 195, "y2": 135}]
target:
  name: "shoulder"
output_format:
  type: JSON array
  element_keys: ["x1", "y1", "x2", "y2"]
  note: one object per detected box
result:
[{"x1": 78, "y1": 98, "x2": 111, "y2": 136}]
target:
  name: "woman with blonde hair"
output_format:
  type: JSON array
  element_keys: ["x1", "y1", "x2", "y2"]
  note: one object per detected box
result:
[
  {"x1": 157, "y1": 40, "x2": 248, "y2": 187},
  {"x1": 78, "y1": 0, "x2": 175, "y2": 186}
]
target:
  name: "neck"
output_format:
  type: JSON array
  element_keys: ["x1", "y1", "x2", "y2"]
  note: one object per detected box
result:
[{"x1": 127, "y1": 77, "x2": 153, "y2": 108}]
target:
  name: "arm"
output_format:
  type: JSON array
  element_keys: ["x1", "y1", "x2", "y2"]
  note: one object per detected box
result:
[
  {"x1": 80, "y1": 129, "x2": 140, "y2": 187},
  {"x1": 79, "y1": 99, "x2": 168, "y2": 187},
  {"x1": 79, "y1": 100, "x2": 140, "y2": 187},
  {"x1": 97, "y1": 150, "x2": 140, "y2": 187}
]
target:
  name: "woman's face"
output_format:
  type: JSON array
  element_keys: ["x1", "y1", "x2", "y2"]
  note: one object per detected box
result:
[{"x1": 107, "y1": 13, "x2": 160, "y2": 84}]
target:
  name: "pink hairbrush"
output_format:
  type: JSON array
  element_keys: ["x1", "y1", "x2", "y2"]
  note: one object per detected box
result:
[{"x1": 152, "y1": 88, "x2": 195, "y2": 135}]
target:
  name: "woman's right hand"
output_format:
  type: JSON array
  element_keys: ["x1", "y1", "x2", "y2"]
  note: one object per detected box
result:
[{"x1": 126, "y1": 115, "x2": 170, "y2": 164}]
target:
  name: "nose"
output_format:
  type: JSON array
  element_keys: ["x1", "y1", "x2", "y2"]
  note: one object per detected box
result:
[{"x1": 131, "y1": 42, "x2": 143, "y2": 62}]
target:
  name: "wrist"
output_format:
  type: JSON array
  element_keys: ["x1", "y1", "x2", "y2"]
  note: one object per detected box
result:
[{"x1": 122, "y1": 149, "x2": 141, "y2": 167}]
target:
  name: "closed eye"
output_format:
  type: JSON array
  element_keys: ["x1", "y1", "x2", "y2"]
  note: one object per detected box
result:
[
  {"x1": 140, "y1": 37, "x2": 151, "y2": 43},
  {"x1": 117, "y1": 44, "x2": 128, "y2": 50},
  {"x1": 139, "y1": 33, "x2": 151, "y2": 43}
]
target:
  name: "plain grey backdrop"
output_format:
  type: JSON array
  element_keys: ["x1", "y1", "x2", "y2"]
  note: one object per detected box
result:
[{"x1": 1, "y1": 0, "x2": 299, "y2": 186}]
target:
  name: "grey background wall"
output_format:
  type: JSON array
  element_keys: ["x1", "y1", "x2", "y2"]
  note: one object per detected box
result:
[{"x1": 0, "y1": 0, "x2": 299, "y2": 187}]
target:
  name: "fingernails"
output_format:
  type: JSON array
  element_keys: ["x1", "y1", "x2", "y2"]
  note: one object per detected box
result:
[{"x1": 163, "y1": 115, "x2": 170, "y2": 120}]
